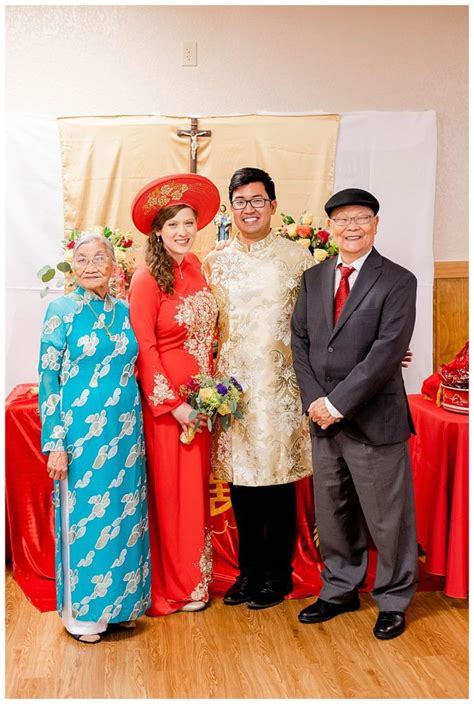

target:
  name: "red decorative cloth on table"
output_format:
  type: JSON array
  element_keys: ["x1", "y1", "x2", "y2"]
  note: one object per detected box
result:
[
  {"x1": 5, "y1": 384, "x2": 56, "y2": 610},
  {"x1": 409, "y1": 395, "x2": 468, "y2": 597},
  {"x1": 128, "y1": 257, "x2": 219, "y2": 614},
  {"x1": 421, "y1": 341, "x2": 469, "y2": 400}
]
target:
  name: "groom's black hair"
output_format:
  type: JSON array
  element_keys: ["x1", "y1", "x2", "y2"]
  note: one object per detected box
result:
[{"x1": 228, "y1": 167, "x2": 276, "y2": 202}]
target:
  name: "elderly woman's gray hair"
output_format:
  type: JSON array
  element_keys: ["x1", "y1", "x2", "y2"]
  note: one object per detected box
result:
[{"x1": 73, "y1": 231, "x2": 116, "y2": 261}]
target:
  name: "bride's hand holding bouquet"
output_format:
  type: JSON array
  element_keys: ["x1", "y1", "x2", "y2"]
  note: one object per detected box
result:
[{"x1": 178, "y1": 374, "x2": 244, "y2": 444}]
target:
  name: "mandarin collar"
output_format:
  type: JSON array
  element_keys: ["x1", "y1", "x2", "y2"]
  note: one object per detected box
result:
[
  {"x1": 233, "y1": 230, "x2": 277, "y2": 254},
  {"x1": 73, "y1": 285, "x2": 113, "y2": 304},
  {"x1": 172, "y1": 255, "x2": 190, "y2": 270}
]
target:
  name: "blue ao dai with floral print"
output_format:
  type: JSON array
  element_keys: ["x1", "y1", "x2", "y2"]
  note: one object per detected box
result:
[{"x1": 38, "y1": 286, "x2": 151, "y2": 623}]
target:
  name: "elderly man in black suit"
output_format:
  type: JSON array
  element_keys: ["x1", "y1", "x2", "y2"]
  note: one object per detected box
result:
[{"x1": 291, "y1": 188, "x2": 418, "y2": 640}]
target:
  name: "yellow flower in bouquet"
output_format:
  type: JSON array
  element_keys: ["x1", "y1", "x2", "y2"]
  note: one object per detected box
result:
[
  {"x1": 313, "y1": 248, "x2": 329, "y2": 262},
  {"x1": 286, "y1": 223, "x2": 298, "y2": 238},
  {"x1": 217, "y1": 402, "x2": 232, "y2": 416},
  {"x1": 297, "y1": 239, "x2": 312, "y2": 249},
  {"x1": 301, "y1": 212, "x2": 314, "y2": 225},
  {"x1": 198, "y1": 387, "x2": 216, "y2": 403},
  {"x1": 179, "y1": 374, "x2": 244, "y2": 444}
]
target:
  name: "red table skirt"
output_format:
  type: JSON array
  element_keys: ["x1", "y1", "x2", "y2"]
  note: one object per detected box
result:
[
  {"x1": 6, "y1": 384, "x2": 444, "y2": 612},
  {"x1": 409, "y1": 395, "x2": 469, "y2": 598}
]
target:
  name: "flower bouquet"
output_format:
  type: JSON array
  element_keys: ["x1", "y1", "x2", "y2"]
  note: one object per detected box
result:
[
  {"x1": 277, "y1": 211, "x2": 338, "y2": 262},
  {"x1": 178, "y1": 373, "x2": 244, "y2": 444},
  {"x1": 37, "y1": 226, "x2": 137, "y2": 299}
]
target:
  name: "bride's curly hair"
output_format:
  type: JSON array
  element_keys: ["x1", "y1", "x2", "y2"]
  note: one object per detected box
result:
[{"x1": 145, "y1": 204, "x2": 197, "y2": 295}]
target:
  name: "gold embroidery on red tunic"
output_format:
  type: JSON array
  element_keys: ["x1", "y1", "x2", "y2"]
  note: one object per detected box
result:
[
  {"x1": 190, "y1": 530, "x2": 213, "y2": 601},
  {"x1": 149, "y1": 372, "x2": 176, "y2": 406},
  {"x1": 175, "y1": 290, "x2": 218, "y2": 374}
]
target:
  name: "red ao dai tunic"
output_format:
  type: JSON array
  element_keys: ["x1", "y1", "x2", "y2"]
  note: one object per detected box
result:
[{"x1": 129, "y1": 255, "x2": 218, "y2": 615}]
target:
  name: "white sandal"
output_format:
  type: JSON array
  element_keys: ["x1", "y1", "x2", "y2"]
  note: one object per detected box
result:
[{"x1": 179, "y1": 601, "x2": 207, "y2": 612}]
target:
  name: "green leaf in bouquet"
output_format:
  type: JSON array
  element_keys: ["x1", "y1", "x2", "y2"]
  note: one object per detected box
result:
[
  {"x1": 220, "y1": 414, "x2": 231, "y2": 431},
  {"x1": 40, "y1": 286, "x2": 50, "y2": 298},
  {"x1": 188, "y1": 409, "x2": 199, "y2": 421},
  {"x1": 41, "y1": 268, "x2": 56, "y2": 283},
  {"x1": 207, "y1": 417, "x2": 213, "y2": 432},
  {"x1": 228, "y1": 399, "x2": 237, "y2": 413},
  {"x1": 233, "y1": 409, "x2": 243, "y2": 420},
  {"x1": 57, "y1": 261, "x2": 72, "y2": 273},
  {"x1": 281, "y1": 213, "x2": 295, "y2": 226}
]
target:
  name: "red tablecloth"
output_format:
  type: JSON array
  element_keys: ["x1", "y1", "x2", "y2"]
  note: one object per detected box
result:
[
  {"x1": 408, "y1": 394, "x2": 468, "y2": 598},
  {"x1": 6, "y1": 384, "x2": 444, "y2": 612},
  {"x1": 5, "y1": 384, "x2": 56, "y2": 610}
]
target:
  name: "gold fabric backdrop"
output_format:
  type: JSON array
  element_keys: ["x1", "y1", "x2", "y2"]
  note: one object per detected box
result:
[{"x1": 57, "y1": 114, "x2": 339, "y2": 261}]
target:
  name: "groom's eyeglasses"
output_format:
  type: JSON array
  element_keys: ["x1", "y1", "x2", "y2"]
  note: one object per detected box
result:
[{"x1": 231, "y1": 197, "x2": 272, "y2": 210}]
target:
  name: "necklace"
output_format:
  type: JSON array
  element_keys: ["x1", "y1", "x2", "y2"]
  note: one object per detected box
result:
[{"x1": 80, "y1": 296, "x2": 117, "y2": 340}]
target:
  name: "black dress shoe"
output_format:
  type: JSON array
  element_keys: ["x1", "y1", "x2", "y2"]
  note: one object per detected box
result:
[
  {"x1": 373, "y1": 611, "x2": 405, "y2": 640},
  {"x1": 298, "y1": 596, "x2": 360, "y2": 624},
  {"x1": 223, "y1": 577, "x2": 255, "y2": 605},
  {"x1": 247, "y1": 581, "x2": 292, "y2": 610}
]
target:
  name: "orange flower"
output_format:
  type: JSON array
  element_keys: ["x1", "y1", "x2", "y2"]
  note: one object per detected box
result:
[{"x1": 296, "y1": 225, "x2": 312, "y2": 238}]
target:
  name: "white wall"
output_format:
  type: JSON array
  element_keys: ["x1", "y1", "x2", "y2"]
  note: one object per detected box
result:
[{"x1": 5, "y1": 5, "x2": 468, "y2": 262}]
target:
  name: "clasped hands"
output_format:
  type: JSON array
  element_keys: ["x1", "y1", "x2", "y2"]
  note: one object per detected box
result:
[{"x1": 308, "y1": 398, "x2": 341, "y2": 430}]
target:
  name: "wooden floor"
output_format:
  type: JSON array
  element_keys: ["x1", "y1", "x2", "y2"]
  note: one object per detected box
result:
[{"x1": 6, "y1": 569, "x2": 468, "y2": 699}]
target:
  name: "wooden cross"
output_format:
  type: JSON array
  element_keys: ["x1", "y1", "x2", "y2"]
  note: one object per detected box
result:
[{"x1": 177, "y1": 117, "x2": 211, "y2": 173}]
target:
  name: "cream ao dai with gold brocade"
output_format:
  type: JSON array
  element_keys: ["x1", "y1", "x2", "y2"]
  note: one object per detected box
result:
[{"x1": 203, "y1": 232, "x2": 314, "y2": 487}]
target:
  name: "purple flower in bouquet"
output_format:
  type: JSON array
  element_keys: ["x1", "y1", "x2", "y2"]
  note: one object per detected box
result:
[
  {"x1": 178, "y1": 373, "x2": 245, "y2": 444},
  {"x1": 230, "y1": 376, "x2": 243, "y2": 392}
]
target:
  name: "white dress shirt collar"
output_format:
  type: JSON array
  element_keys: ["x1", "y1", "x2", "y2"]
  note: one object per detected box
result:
[{"x1": 336, "y1": 247, "x2": 373, "y2": 272}]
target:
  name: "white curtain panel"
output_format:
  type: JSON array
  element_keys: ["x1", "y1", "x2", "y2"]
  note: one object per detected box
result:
[
  {"x1": 334, "y1": 111, "x2": 436, "y2": 394},
  {"x1": 6, "y1": 113, "x2": 65, "y2": 393},
  {"x1": 5, "y1": 111, "x2": 436, "y2": 394}
]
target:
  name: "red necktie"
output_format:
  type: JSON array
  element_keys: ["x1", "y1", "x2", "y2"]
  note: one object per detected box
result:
[{"x1": 334, "y1": 265, "x2": 355, "y2": 324}]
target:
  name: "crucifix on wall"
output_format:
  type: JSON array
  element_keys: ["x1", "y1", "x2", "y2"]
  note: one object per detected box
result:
[{"x1": 177, "y1": 117, "x2": 212, "y2": 173}]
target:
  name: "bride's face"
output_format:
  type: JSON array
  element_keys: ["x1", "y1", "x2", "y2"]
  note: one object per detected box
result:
[{"x1": 159, "y1": 207, "x2": 197, "y2": 261}]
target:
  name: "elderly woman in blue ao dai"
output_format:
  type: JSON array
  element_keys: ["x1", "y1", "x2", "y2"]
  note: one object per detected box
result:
[{"x1": 38, "y1": 232, "x2": 151, "y2": 643}]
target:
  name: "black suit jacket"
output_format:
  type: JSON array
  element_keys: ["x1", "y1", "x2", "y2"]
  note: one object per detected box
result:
[{"x1": 291, "y1": 248, "x2": 416, "y2": 446}]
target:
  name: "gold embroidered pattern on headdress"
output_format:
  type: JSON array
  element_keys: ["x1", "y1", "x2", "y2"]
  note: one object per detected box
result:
[{"x1": 143, "y1": 182, "x2": 190, "y2": 214}]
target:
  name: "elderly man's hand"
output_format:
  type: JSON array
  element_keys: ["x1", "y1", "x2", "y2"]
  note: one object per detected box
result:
[
  {"x1": 47, "y1": 450, "x2": 68, "y2": 481},
  {"x1": 401, "y1": 348, "x2": 413, "y2": 368},
  {"x1": 308, "y1": 397, "x2": 340, "y2": 430}
]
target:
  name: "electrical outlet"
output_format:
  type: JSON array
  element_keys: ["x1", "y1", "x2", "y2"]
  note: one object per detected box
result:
[{"x1": 182, "y1": 41, "x2": 197, "y2": 66}]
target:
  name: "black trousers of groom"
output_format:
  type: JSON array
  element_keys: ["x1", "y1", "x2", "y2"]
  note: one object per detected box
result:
[{"x1": 229, "y1": 482, "x2": 296, "y2": 591}]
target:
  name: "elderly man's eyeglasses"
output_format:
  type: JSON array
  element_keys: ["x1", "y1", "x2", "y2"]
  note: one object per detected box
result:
[
  {"x1": 74, "y1": 254, "x2": 110, "y2": 270},
  {"x1": 231, "y1": 197, "x2": 272, "y2": 210},
  {"x1": 330, "y1": 215, "x2": 374, "y2": 227}
]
